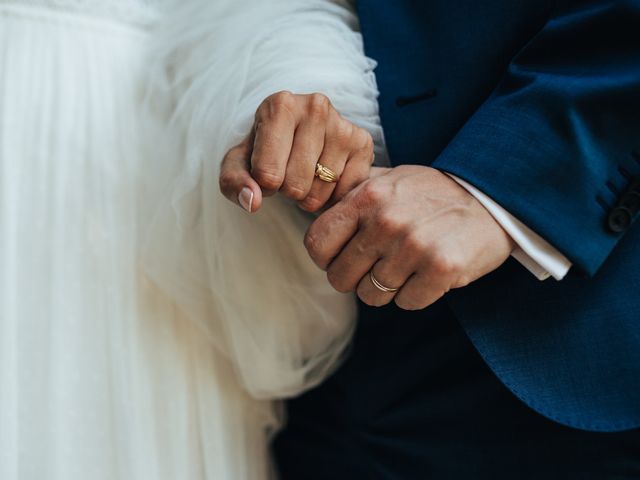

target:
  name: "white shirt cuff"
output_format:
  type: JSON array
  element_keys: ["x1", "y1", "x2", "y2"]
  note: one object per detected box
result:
[{"x1": 446, "y1": 174, "x2": 572, "y2": 281}]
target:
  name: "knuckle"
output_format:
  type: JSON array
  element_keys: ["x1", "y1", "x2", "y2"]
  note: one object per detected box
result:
[
  {"x1": 280, "y1": 181, "x2": 307, "y2": 200},
  {"x1": 299, "y1": 196, "x2": 324, "y2": 213},
  {"x1": 353, "y1": 127, "x2": 373, "y2": 152},
  {"x1": 307, "y1": 93, "x2": 331, "y2": 119},
  {"x1": 269, "y1": 90, "x2": 296, "y2": 107},
  {"x1": 402, "y1": 233, "x2": 425, "y2": 253},
  {"x1": 357, "y1": 287, "x2": 388, "y2": 307},
  {"x1": 429, "y1": 250, "x2": 460, "y2": 277},
  {"x1": 376, "y1": 212, "x2": 404, "y2": 236},
  {"x1": 326, "y1": 269, "x2": 352, "y2": 293},
  {"x1": 266, "y1": 91, "x2": 296, "y2": 119},
  {"x1": 364, "y1": 131, "x2": 374, "y2": 151},
  {"x1": 332, "y1": 118, "x2": 355, "y2": 147},
  {"x1": 303, "y1": 229, "x2": 320, "y2": 258},
  {"x1": 393, "y1": 295, "x2": 414, "y2": 311},
  {"x1": 394, "y1": 295, "x2": 428, "y2": 312},
  {"x1": 255, "y1": 102, "x2": 269, "y2": 122},
  {"x1": 252, "y1": 168, "x2": 283, "y2": 191},
  {"x1": 227, "y1": 143, "x2": 248, "y2": 157},
  {"x1": 357, "y1": 180, "x2": 386, "y2": 205}
]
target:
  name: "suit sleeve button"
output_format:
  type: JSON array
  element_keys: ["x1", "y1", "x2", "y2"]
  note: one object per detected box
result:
[{"x1": 608, "y1": 206, "x2": 632, "y2": 233}]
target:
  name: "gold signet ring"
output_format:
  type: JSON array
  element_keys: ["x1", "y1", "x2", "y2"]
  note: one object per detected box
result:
[{"x1": 315, "y1": 162, "x2": 339, "y2": 183}]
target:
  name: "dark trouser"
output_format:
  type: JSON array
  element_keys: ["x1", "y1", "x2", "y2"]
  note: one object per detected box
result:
[{"x1": 273, "y1": 300, "x2": 640, "y2": 479}]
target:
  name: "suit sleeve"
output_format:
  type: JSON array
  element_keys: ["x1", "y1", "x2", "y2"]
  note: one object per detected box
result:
[{"x1": 431, "y1": 0, "x2": 640, "y2": 276}]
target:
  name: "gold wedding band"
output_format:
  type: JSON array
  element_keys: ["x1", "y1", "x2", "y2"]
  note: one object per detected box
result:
[
  {"x1": 315, "y1": 162, "x2": 339, "y2": 183},
  {"x1": 370, "y1": 271, "x2": 399, "y2": 293}
]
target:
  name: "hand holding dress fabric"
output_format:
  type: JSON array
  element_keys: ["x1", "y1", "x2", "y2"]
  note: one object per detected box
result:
[
  {"x1": 144, "y1": 0, "x2": 383, "y2": 400},
  {"x1": 220, "y1": 91, "x2": 374, "y2": 213},
  {"x1": 305, "y1": 165, "x2": 516, "y2": 310}
]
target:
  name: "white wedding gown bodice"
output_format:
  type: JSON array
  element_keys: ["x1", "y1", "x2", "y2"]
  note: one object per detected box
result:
[{"x1": 0, "y1": 0, "x2": 382, "y2": 478}]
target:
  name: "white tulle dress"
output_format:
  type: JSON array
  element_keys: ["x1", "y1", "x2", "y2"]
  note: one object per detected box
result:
[{"x1": 0, "y1": 0, "x2": 383, "y2": 478}]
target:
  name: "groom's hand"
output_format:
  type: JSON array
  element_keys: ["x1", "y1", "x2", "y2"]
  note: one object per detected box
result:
[
  {"x1": 304, "y1": 165, "x2": 515, "y2": 310},
  {"x1": 220, "y1": 91, "x2": 374, "y2": 213}
]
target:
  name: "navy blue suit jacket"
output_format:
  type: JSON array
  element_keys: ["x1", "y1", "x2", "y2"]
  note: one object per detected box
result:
[{"x1": 356, "y1": 0, "x2": 640, "y2": 431}]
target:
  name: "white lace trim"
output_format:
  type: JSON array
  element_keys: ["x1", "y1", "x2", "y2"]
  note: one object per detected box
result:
[{"x1": 0, "y1": 0, "x2": 161, "y2": 26}]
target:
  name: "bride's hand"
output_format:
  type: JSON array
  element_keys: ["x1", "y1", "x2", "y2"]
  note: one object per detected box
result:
[{"x1": 219, "y1": 91, "x2": 374, "y2": 213}]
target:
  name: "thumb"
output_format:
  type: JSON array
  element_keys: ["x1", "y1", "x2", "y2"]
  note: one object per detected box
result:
[{"x1": 219, "y1": 141, "x2": 263, "y2": 213}]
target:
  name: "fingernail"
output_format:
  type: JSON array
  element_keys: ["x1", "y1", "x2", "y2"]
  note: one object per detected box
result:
[{"x1": 238, "y1": 187, "x2": 254, "y2": 213}]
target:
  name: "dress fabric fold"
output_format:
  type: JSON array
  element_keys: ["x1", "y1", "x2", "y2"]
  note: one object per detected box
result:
[
  {"x1": 0, "y1": 0, "x2": 383, "y2": 478},
  {"x1": 0, "y1": 3, "x2": 274, "y2": 479},
  {"x1": 144, "y1": 0, "x2": 384, "y2": 400}
]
